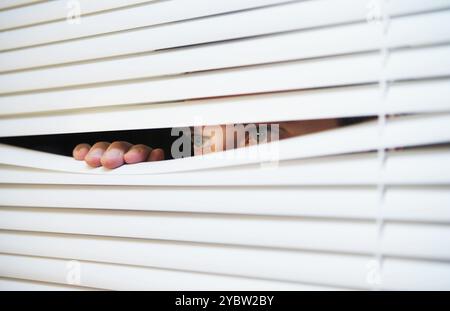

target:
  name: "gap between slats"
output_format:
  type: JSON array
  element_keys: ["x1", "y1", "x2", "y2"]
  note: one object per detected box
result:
[{"x1": 1, "y1": 117, "x2": 450, "y2": 176}]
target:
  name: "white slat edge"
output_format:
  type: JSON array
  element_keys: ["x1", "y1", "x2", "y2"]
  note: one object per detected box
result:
[
  {"x1": 0, "y1": 0, "x2": 43, "y2": 11},
  {"x1": 382, "y1": 258, "x2": 450, "y2": 290},
  {"x1": 0, "y1": 0, "x2": 294, "y2": 50},
  {"x1": 0, "y1": 207, "x2": 377, "y2": 253},
  {"x1": 2, "y1": 0, "x2": 449, "y2": 72},
  {"x1": 0, "y1": 184, "x2": 380, "y2": 218},
  {"x1": 1, "y1": 208, "x2": 448, "y2": 260},
  {"x1": 0, "y1": 230, "x2": 373, "y2": 288},
  {"x1": 0, "y1": 253, "x2": 347, "y2": 291},
  {"x1": 0, "y1": 277, "x2": 89, "y2": 291},
  {"x1": 0, "y1": 187, "x2": 448, "y2": 220},
  {"x1": 0, "y1": 80, "x2": 449, "y2": 137},
  {"x1": 384, "y1": 187, "x2": 450, "y2": 223},
  {"x1": 0, "y1": 0, "x2": 156, "y2": 31},
  {"x1": 1, "y1": 10, "x2": 449, "y2": 95},
  {"x1": 383, "y1": 223, "x2": 450, "y2": 260},
  {"x1": 1, "y1": 45, "x2": 449, "y2": 116}
]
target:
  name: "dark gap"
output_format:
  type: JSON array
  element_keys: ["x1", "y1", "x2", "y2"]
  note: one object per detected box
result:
[
  {"x1": 0, "y1": 127, "x2": 178, "y2": 159},
  {"x1": 0, "y1": 117, "x2": 373, "y2": 158}
]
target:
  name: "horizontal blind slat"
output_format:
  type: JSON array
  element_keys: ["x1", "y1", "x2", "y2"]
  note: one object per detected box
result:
[
  {"x1": 0, "y1": 0, "x2": 42, "y2": 11},
  {"x1": 387, "y1": 0, "x2": 450, "y2": 15},
  {"x1": 0, "y1": 230, "x2": 373, "y2": 288},
  {"x1": 0, "y1": 277, "x2": 87, "y2": 291},
  {"x1": 0, "y1": 0, "x2": 293, "y2": 50},
  {"x1": 1, "y1": 0, "x2": 447, "y2": 73},
  {"x1": 0, "y1": 206, "x2": 377, "y2": 252},
  {"x1": 0, "y1": 151, "x2": 381, "y2": 183},
  {"x1": 382, "y1": 258, "x2": 450, "y2": 290},
  {"x1": 1, "y1": 45, "x2": 448, "y2": 116},
  {"x1": 0, "y1": 187, "x2": 447, "y2": 219},
  {"x1": 0, "y1": 0, "x2": 156, "y2": 31},
  {"x1": 0, "y1": 185, "x2": 379, "y2": 217},
  {"x1": 0, "y1": 0, "x2": 368, "y2": 72},
  {"x1": 0, "y1": 79, "x2": 449, "y2": 137},
  {"x1": 5, "y1": 0, "x2": 449, "y2": 48},
  {"x1": 0, "y1": 53, "x2": 379, "y2": 114},
  {"x1": 1, "y1": 10, "x2": 449, "y2": 95},
  {"x1": 384, "y1": 188, "x2": 450, "y2": 223},
  {"x1": 383, "y1": 223, "x2": 450, "y2": 260},
  {"x1": 0, "y1": 85, "x2": 382, "y2": 134},
  {"x1": 0, "y1": 253, "x2": 347, "y2": 291},
  {"x1": 2, "y1": 210, "x2": 448, "y2": 260}
]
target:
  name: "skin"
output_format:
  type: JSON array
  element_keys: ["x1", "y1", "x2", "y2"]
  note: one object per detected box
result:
[{"x1": 73, "y1": 119, "x2": 339, "y2": 169}]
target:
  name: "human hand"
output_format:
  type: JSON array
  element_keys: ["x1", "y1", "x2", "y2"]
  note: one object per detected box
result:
[{"x1": 73, "y1": 141, "x2": 165, "y2": 169}]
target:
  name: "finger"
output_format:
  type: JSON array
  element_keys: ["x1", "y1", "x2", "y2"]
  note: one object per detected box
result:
[
  {"x1": 147, "y1": 148, "x2": 165, "y2": 162},
  {"x1": 101, "y1": 141, "x2": 132, "y2": 169},
  {"x1": 73, "y1": 143, "x2": 91, "y2": 161},
  {"x1": 84, "y1": 142, "x2": 110, "y2": 168},
  {"x1": 124, "y1": 144, "x2": 152, "y2": 164}
]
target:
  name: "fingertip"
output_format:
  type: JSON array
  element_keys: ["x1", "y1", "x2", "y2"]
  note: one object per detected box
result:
[
  {"x1": 84, "y1": 142, "x2": 109, "y2": 168},
  {"x1": 101, "y1": 149, "x2": 125, "y2": 169},
  {"x1": 85, "y1": 154, "x2": 102, "y2": 168},
  {"x1": 73, "y1": 143, "x2": 91, "y2": 161},
  {"x1": 148, "y1": 148, "x2": 165, "y2": 162},
  {"x1": 100, "y1": 157, "x2": 124, "y2": 169},
  {"x1": 101, "y1": 141, "x2": 132, "y2": 169},
  {"x1": 124, "y1": 145, "x2": 151, "y2": 164}
]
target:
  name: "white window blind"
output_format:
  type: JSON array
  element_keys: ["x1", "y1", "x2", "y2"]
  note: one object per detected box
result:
[
  {"x1": 0, "y1": 0, "x2": 157, "y2": 31},
  {"x1": 0, "y1": 0, "x2": 43, "y2": 11},
  {"x1": 0, "y1": 0, "x2": 450, "y2": 291}
]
